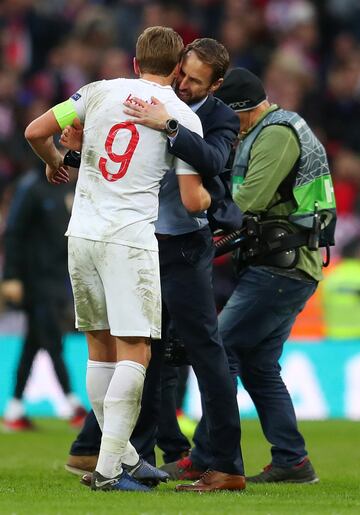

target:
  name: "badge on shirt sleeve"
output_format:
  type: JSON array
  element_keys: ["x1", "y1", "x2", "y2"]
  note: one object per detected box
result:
[{"x1": 71, "y1": 93, "x2": 82, "y2": 101}]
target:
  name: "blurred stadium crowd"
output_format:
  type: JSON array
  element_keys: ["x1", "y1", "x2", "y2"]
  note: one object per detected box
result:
[{"x1": 0, "y1": 0, "x2": 360, "y2": 333}]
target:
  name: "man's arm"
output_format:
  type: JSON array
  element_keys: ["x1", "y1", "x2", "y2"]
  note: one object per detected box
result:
[
  {"x1": 25, "y1": 109, "x2": 69, "y2": 184},
  {"x1": 123, "y1": 96, "x2": 239, "y2": 178},
  {"x1": 170, "y1": 118, "x2": 238, "y2": 179}
]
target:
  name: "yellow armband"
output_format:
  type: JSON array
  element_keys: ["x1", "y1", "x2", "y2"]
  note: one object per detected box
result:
[{"x1": 52, "y1": 99, "x2": 78, "y2": 130}]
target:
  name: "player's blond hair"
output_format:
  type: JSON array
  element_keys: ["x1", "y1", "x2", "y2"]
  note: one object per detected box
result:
[{"x1": 136, "y1": 26, "x2": 184, "y2": 77}]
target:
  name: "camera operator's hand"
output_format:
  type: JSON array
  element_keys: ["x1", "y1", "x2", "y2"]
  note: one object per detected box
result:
[
  {"x1": 1, "y1": 279, "x2": 24, "y2": 305},
  {"x1": 60, "y1": 118, "x2": 83, "y2": 151}
]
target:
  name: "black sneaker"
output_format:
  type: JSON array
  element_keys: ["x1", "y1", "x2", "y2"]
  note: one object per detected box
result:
[
  {"x1": 247, "y1": 458, "x2": 319, "y2": 484},
  {"x1": 91, "y1": 470, "x2": 151, "y2": 492},
  {"x1": 124, "y1": 458, "x2": 170, "y2": 486},
  {"x1": 159, "y1": 456, "x2": 205, "y2": 480}
]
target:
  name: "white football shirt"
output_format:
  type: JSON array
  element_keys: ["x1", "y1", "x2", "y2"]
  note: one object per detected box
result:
[{"x1": 65, "y1": 78, "x2": 203, "y2": 250}]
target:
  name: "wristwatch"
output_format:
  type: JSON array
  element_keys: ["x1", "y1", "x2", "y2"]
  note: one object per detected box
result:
[
  {"x1": 164, "y1": 118, "x2": 179, "y2": 136},
  {"x1": 63, "y1": 150, "x2": 81, "y2": 168}
]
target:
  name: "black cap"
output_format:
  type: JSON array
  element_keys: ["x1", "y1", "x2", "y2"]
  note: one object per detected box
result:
[{"x1": 215, "y1": 67, "x2": 267, "y2": 112}]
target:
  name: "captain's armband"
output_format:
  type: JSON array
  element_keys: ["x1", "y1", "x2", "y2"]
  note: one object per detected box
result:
[{"x1": 52, "y1": 100, "x2": 79, "y2": 130}]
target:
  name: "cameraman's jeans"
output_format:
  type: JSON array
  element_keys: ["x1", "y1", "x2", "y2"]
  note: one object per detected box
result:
[{"x1": 191, "y1": 266, "x2": 317, "y2": 469}]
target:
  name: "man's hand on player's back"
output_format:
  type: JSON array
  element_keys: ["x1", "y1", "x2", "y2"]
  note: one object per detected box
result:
[{"x1": 123, "y1": 96, "x2": 170, "y2": 131}]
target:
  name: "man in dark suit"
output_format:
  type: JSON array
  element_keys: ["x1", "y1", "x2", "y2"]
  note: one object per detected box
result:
[
  {"x1": 2, "y1": 168, "x2": 87, "y2": 431},
  {"x1": 66, "y1": 38, "x2": 245, "y2": 492}
]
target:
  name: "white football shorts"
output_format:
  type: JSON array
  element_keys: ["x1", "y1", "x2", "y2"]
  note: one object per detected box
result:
[{"x1": 68, "y1": 236, "x2": 161, "y2": 338}]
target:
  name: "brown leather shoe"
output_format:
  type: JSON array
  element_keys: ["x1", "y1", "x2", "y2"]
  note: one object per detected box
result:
[
  {"x1": 65, "y1": 455, "x2": 98, "y2": 476},
  {"x1": 175, "y1": 469, "x2": 246, "y2": 492}
]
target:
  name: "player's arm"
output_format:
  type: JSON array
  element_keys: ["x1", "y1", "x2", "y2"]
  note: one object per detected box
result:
[
  {"x1": 175, "y1": 155, "x2": 211, "y2": 213},
  {"x1": 25, "y1": 109, "x2": 63, "y2": 167},
  {"x1": 123, "y1": 96, "x2": 239, "y2": 178},
  {"x1": 24, "y1": 108, "x2": 69, "y2": 184},
  {"x1": 177, "y1": 174, "x2": 211, "y2": 213},
  {"x1": 25, "y1": 88, "x2": 88, "y2": 182}
]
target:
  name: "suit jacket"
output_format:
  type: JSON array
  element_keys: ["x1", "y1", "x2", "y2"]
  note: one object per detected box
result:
[{"x1": 168, "y1": 95, "x2": 243, "y2": 231}]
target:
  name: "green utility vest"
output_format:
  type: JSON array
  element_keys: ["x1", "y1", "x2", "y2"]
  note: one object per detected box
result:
[{"x1": 232, "y1": 108, "x2": 336, "y2": 245}]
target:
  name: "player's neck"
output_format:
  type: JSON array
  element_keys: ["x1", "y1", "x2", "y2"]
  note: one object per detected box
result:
[{"x1": 140, "y1": 73, "x2": 173, "y2": 87}]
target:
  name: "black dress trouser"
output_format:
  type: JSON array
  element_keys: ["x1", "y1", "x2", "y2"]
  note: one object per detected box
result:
[{"x1": 15, "y1": 298, "x2": 71, "y2": 398}]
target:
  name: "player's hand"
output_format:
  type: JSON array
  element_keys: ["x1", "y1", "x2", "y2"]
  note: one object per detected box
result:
[
  {"x1": 46, "y1": 163, "x2": 70, "y2": 185},
  {"x1": 1, "y1": 279, "x2": 24, "y2": 305},
  {"x1": 60, "y1": 118, "x2": 83, "y2": 151},
  {"x1": 123, "y1": 96, "x2": 169, "y2": 130}
]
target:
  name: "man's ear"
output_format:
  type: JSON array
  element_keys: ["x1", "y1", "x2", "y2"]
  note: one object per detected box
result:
[
  {"x1": 173, "y1": 62, "x2": 181, "y2": 78},
  {"x1": 170, "y1": 63, "x2": 181, "y2": 88},
  {"x1": 209, "y1": 77, "x2": 223, "y2": 94},
  {"x1": 133, "y1": 57, "x2": 140, "y2": 76}
]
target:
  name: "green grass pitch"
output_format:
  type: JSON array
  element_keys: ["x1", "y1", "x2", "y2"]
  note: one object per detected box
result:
[{"x1": 0, "y1": 419, "x2": 359, "y2": 514}]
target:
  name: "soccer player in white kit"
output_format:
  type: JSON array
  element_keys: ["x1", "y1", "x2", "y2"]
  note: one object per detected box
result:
[{"x1": 24, "y1": 26, "x2": 211, "y2": 492}]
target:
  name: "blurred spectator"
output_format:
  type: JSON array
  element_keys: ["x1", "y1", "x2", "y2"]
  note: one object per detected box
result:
[
  {"x1": 332, "y1": 149, "x2": 360, "y2": 216},
  {"x1": 320, "y1": 61, "x2": 360, "y2": 153},
  {"x1": 321, "y1": 236, "x2": 360, "y2": 339},
  {"x1": 0, "y1": 0, "x2": 72, "y2": 73},
  {"x1": 329, "y1": 148, "x2": 360, "y2": 255},
  {"x1": 1, "y1": 167, "x2": 87, "y2": 430},
  {"x1": 263, "y1": 48, "x2": 315, "y2": 111},
  {"x1": 219, "y1": 1, "x2": 271, "y2": 74},
  {"x1": 97, "y1": 48, "x2": 133, "y2": 80},
  {"x1": 265, "y1": 0, "x2": 320, "y2": 76},
  {"x1": 163, "y1": 2, "x2": 201, "y2": 44},
  {"x1": 326, "y1": 0, "x2": 360, "y2": 40}
]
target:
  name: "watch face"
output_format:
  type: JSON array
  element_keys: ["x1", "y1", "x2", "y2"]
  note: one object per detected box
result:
[{"x1": 167, "y1": 119, "x2": 178, "y2": 132}]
